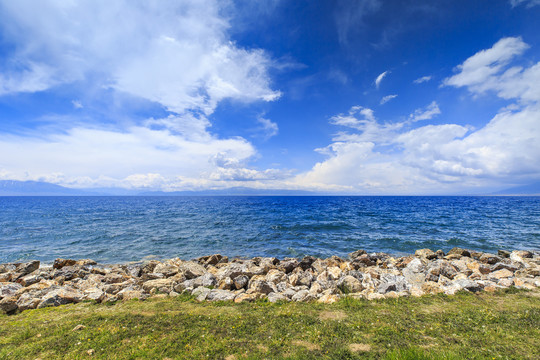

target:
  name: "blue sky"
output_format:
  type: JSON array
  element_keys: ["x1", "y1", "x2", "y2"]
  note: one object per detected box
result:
[{"x1": 1, "y1": 0, "x2": 539, "y2": 194}]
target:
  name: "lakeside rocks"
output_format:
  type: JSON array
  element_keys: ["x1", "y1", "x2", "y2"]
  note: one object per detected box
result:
[{"x1": 1, "y1": 248, "x2": 539, "y2": 314}]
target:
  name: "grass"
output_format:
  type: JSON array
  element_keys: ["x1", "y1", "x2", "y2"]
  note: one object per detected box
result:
[{"x1": 0, "y1": 288, "x2": 538, "y2": 359}]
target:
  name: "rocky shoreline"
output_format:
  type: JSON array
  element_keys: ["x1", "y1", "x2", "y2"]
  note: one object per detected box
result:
[{"x1": 1, "y1": 248, "x2": 539, "y2": 314}]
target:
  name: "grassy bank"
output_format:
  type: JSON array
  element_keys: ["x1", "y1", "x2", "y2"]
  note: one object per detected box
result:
[{"x1": 1, "y1": 289, "x2": 539, "y2": 360}]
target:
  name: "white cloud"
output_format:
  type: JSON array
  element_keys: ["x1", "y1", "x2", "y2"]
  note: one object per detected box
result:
[
  {"x1": 256, "y1": 116, "x2": 279, "y2": 139},
  {"x1": 0, "y1": 0, "x2": 283, "y2": 190},
  {"x1": 408, "y1": 101, "x2": 441, "y2": 122},
  {"x1": 295, "y1": 38, "x2": 540, "y2": 194},
  {"x1": 413, "y1": 75, "x2": 432, "y2": 84},
  {"x1": 0, "y1": 0, "x2": 280, "y2": 114},
  {"x1": 380, "y1": 94, "x2": 397, "y2": 104},
  {"x1": 510, "y1": 0, "x2": 540, "y2": 7},
  {"x1": 375, "y1": 71, "x2": 389, "y2": 89}
]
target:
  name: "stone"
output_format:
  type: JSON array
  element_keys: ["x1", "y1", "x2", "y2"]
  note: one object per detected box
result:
[
  {"x1": 348, "y1": 249, "x2": 367, "y2": 259},
  {"x1": 265, "y1": 269, "x2": 287, "y2": 284},
  {"x1": 83, "y1": 288, "x2": 106, "y2": 302},
  {"x1": 367, "y1": 292, "x2": 385, "y2": 300},
  {"x1": 447, "y1": 247, "x2": 470, "y2": 257},
  {"x1": 177, "y1": 261, "x2": 207, "y2": 279},
  {"x1": 234, "y1": 293, "x2": 258, "y2": 303},
  {"x1": 277, "y1": 258, "x2": 298, "y2": 273},
  {"x1": 415, "y1": 248, "x2": 437, "y2": 260},
  {"x1": 141, "y1": 278, "x2": 175, "y2": 293},
  {"x1": 37, "y1": 288, "x2": 83, "y2": 308},
  {"x1": 16, "y1": 293, "x2": 41, "y2": 311},
  {"x1": 289, "y1": 270, "x2": 313, "y2": 287},
  {"x1": 498, "y1": 250, "x2": 511, "y2": 258},
  {"x1": 73, "y1": 324, "x2": 86, "y2": 331},
  {"x1": 232, "y1": 275, "x2": 249, "y2": 290},
  {"x1": 467, "y1": 261, "x2": 491, "y2": 275},
  {"x1": 490, "y1": 269, "x2": 513, "y2": 279},
  {"x1": 117, "y1": 288, "x2": 145, "y2": 300},
  {"x1": 452, "y1": 279, "x2": 482, "y2": 292},
  {"x1": 427, "y1": 260, "x2": 458, "y2": 280},
  {"x1": 18, "y1": 274, "x2": 42, "y2": 287},
  {"x1": 377, "y1": 275, "x2": 408, "y2": 294},
  {"x1": 206, "y1": 289, "x2": 236, "y2": 302},
  {"x1": 0, "y1": 282, "x2": 23, "y2": 300},
  {"x1": 0, "y1": 296, "x2": 18, "y2": 313},
  {"x1": 218, "y1": 277, "x2": 234, "y2": 290},
  {"x1": 53, "y1": 258, "x2": 76, "y2": 269},
  {"x1": 247, "y1": 279, "x2": 275, "y2": 295},
  {"x1": 510, "y1": 250, "x2": 533, "y2": 263},
  {"x1": 15, "y1": 260, "x2": 40, "y2": 276},
  {"x1": 192, "y1": 287, "x2": 212, "y2": 301},
  {"x1": 267, "y1": 292, "x2": 288, "y2": 303},
  {"x1": 337, "y1": 275, "x2": 363, "y2": 293},
  {"x1": 326, "y1": 266, "x2": 342, "y2": 281},
  {"x1": 215, "y1": 263, "x2": 250, "y2": 280},
  {"x1": 353, "y1": 254, "x2": 376, "y2": 267},
  {"x1": 318, "y1": 293, "x2": 339, "y2": 304},
  {"x1": 479, "y1": 253, "x2": 501, "y2": 265},
  {"x1": 298, "y1": 256, "x2": 316, "y2": 271},
  {"x1": 192, "y1": 273, "x2": 217, "y2": 288},
  {"x1": 153, "y1": 263, "x2": 179, "y2": 277},
  {"x1": 498, "y1": 278, "x2": 514, "y2": 287},
  {"x1": 291, "y1": 289, "x2": 315, "y2": 302},
  {"x1": 402, "y1": 258, "x2": 426, "y2": 285}
]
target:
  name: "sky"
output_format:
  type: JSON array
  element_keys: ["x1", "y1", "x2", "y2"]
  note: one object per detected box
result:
[{"x1": 0, "y1": 0, "x2": 539, "y2": 194}]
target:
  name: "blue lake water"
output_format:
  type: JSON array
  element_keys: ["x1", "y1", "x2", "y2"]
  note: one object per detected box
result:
[{"x1": 1, "y1": 196, "x2": 539, "y2": 264}]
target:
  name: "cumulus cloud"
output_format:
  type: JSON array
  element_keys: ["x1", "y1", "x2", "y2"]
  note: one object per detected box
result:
[
  {"x1": 295, "y1": 37, "x2": 540, "y2": 194},
  {"x1": 0, "y1": 0, "x2": 282, "y2": 189},
  {"x1": 375, "y1": 71, "x2": 389, "y2": 89},
  {"x1": 413, "y1": 75, "x2": 432, "y2": 84},
  {"x1": 380, "y1": 94, "x2": 398, "y2": 104}
]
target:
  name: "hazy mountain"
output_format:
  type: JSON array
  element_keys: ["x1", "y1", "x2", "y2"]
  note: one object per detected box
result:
[
  {"x1": 491, "y1": 181, "x2": 540, "y2": 195},
  {"x1": 0, "y1": 180, "x2": 91, "y2": 196}
]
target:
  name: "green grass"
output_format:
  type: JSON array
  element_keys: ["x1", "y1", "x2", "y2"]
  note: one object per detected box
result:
[{"x1": 1, "y1": 289, "x2": 539, "y2": 359}]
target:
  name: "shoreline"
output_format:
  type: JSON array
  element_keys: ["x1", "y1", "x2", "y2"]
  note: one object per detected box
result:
[{"x1": 1, "y1": 247, "x2": 539, "y2": 314}]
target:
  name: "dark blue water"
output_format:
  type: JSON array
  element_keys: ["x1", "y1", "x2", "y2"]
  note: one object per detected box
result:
[{"x1": 1, "y1": 196, "x2": 539, "y2": 264}]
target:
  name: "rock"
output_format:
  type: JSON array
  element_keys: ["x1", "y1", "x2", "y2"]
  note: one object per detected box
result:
[
  {"x1": 18, "y1": 274, "x2": 42, "y2": 287},
  {"x1": 103, "y1": 272, "x2": 127, "y2": 284},
  {"x1": 490, "y1": 269, "x2": 513, "y2": 279},
  {"x1": 141, "y1": 278, "x2": 175, "y2": 293},
  {"x1": 233, "y1": 275, "x2": 249, "y2": 290},
  {"x1": 291, "y1": 289, "x2": 315, "y2": 302},
  {"x1": 427, "y1": 260, "x2": 458, "y2": 280},
  {"x1": 192, "y1": 287, "x2": 212, "y2": 301},
  {"x1": 117, "y1": 288, "x2": 145, "y2": 300},
  {"x1": 510, "y1": 250, "x2": 533, "y2": 263},
  {"x1": 415, "y1": 249, "x2": 437, "y2": 260},
  {"x1": 72, "y1": 324, "x2": 86, "y2": 331},
  {"x1": 247, "y1": 279, "x2": 275, "y2": 295},
  {"x1": 191, "y1": 273, "x2": 217, "y2": 288},
  {"x1": 177, "y1": 261, "x2": 207, "y2": 279},
  {"x1": 37, "y1": 288, "x2": 83, "y2": 308},
  {"x1": 327, "y1": 266, "x2": 342, "y2": 281},
  {"x1": 265, "y1": 269, "x2": 287, "y2": 284},
  {"x1": 277, "y1": 258, "x2": 298, "y2": 273},
  {"x1": 348, "y1": 249, "x2": 367, "y2": 259},
  {"x1": 452, "y1": 278, "x2": 482, "y2": 292},
  {"x1": 378, "y1": 275, "x2": 408, "y2": 294},
  {"x1": 215, "y1": 263, "x2": 250, "y2": 280},
  {"x1": 199, "y1": 254, "x2": 222, "y2": 266},
  {"x1": 498, "y1": 250, "x2": 511, "y2": 258},
  {"x1": 402, "y1": 258, "x2": 426, "y2": 285},
  {"x1": 467, "y1": 261, "x2": 491, "y2": 275},
  {"x1": 53, "y1": 258, "x2": 76, "y2": 269},
  {"x1": 298, "y1": 256, "x2": 316, "y2": 271},
  {"x1": 141, "y1": 260, "x2": 160, "y2": 274},
  {"x1": 153, "y1": 263, "x2": 179, "y2": 277},
  {"x1": 15, "y1": 260, "x2": 40, "y2": 276},
  {"x1": 206, "y1": 289, "x2": 236, "y2": 302},
  {"x1": 353, "y1": 254, "x2": 376, "y2": 267},
  {"x1": 217, "y1": 277, "x2": 233, "y2": 290},
  {"x1": 0, "y1": 296, "x2": 18, "y2": 313},
  {"x1": 16, "y1": 293, "x2": 41, "y2": 311},
  {"x1": 318, "y1": 293, "x2": 339, "y2": 304},
  {"x1": 267, "y1": 292, "x2": 288, "y2": 303},
  {"x1": 289, "y1": 270, "x2": 313, "y2": 287},
  {"x1": 447, "y1": 247, "x2": 470, "y2": 257},
  {"x1": 337, "y1": 275, "x2": 363, "y2": 293},
  {"x1": 83, "y1": 288, "x2": 106, "y2": 302},
  {"x1": 234, "y1": 293, "x2": 258, "y2": 303},
  {"x1": 367, "y1": 292, "x2": 385, "y2": 300},
  {"x1": 0, "y1": 282, "x2": 23, "y2": 300},
  {"x1": 498, "y1": 278, "x2": 514, "y2": 287},
  {"x1": 479, "y1": 253, "x2": 501, "y2": 265}
]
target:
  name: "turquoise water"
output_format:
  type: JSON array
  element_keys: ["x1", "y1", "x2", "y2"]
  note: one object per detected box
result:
[{"x1": 1, "y1": 196, "x2": 539, "y2": 264}]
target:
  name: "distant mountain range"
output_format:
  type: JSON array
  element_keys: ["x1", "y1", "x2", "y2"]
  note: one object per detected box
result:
[
  {"x1": 0, "y1": 180, "x2": 316, "y2": 196},
  {"x1": 1, "y1": 179, "x2": 539, "y2": 196}
]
